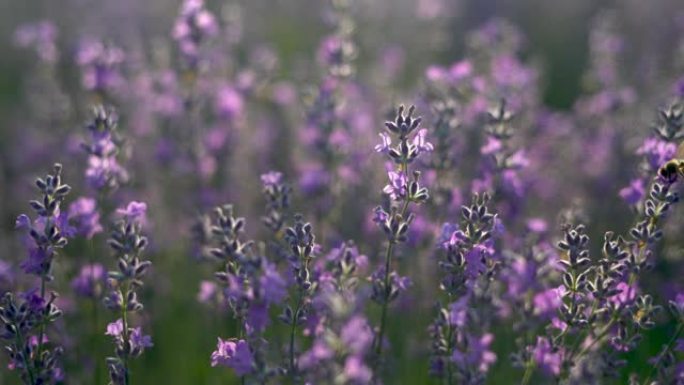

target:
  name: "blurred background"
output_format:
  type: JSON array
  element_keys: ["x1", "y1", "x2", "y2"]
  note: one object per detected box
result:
[{"x1": 0, "y1": 0, "x2": 683, "y2": 384}]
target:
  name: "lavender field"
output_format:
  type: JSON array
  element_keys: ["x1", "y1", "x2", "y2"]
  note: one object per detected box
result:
[{"x1": 1, "y1": 0, "x2": 684, "y2": 384}]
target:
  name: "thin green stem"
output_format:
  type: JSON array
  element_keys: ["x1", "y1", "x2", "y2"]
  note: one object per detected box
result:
[
  {"x1": 520, "y1": 361, "x2": 535, "y2": 385},
  {"x1": 289, "y1": 292, "x2": 303, "y2": 377},
  {"x1": 36, "y1": 277, "x2": 47, "y2": 358},
  {"x1": 642, "y1": 322, "x2": 683, "y2": 385},
  {"x1": 121, "y1": 282, "x2": 130, "y2": 385},
  {"x1": 374, "y1": 241, "x2": 395, "y2": 359},
  {"x1": 445, "y1": 323, "x2": 454, "y2": 385},
  {"x1": 15, "y1": 329, "x2": 36, "y2": 384}
]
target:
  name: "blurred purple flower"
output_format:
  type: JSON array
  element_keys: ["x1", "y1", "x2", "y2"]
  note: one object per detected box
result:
[
  {"x1": 129, "y1": 327, "x2": 153, "y2": 353},
  {"x1": 13, "y1": 21, "x2": 58, "y2": 62},
  {"x1": 452, "y1": 333, "x2": 496, "y2": 373},
  {"x1": 532, "y1": 337, "x2": 562, "y2": 376},
  {"x1": 71, "y1": 263, "x2": 106, "y2": 298},
  {"x1": 106, "y1": 319, "x2": 124, "y2": 338},
  {"x1": 211, "y1": 338, "x2": 254, "y2": 376},
  {"x1": 383, "y1": 171, "x2": 407, "y2": 201},
  {"x1": 619, "y1": 178, "x2": 645, "y2": 205},
  {"x1": 68, "y1": 197, "x2": 103, "y2": 239},
  {"x1": 116, "y1": 201, "x2": 147, "y2": 222}
]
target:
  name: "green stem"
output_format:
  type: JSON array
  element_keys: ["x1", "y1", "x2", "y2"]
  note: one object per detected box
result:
[
  {"x1": 121, "y1": 282, "x2": 130, "y2": 385},
  {"x1": 374, "y1": 241, "x2": 395, "y2": 360},
  {"x1": 520, "y1": 361, "x2": 535, "y2": 385},
  {"x1": 289, "y1": 293, "x2": 303, "y2": 377},
  {"x1": 642, "y1": 322, "x2": 683, "y2": 385},
  {"x1": 445, "y1": 323, "x2": 454, "y2": 385},
  {"x1": 374, "y1": 157, "x2": 412, "y2": 368},
  {"x1": 15, "y1": 330, "x2": 36, "y2": 384},
  {"x1": 36, "y1": 277, "x2": 47, "y2": 358}
]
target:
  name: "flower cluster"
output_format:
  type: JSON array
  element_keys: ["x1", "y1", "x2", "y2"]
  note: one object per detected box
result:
[
  {"x1": 81, "y1": 105, "x2": 129, "y2": 192},
  {"x1": 76, "y1": 39, "x2": 125, "y2": 96},
  {"x1": 4, "y1": 3, "x2": 684, "y2": 385},
  {"x1": 203, "y1": 204, "x2": 286, "y2": 381},
  {"x1": 430, "y1": 194, "x2": 499, "y2": 384},
  {"x1": 172, "y1": 0, "x2": 219, "y2": 70}
]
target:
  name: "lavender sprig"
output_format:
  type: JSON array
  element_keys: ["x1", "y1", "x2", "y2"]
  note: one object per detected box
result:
[
  {"x1": 430, "y1": 194, "x2": 499, "y2": 385},
  {"x1": 2, "y1": 163, "x2": 72, "y2": 384},
  {"x1": 371, "y1": 105, "x2": 430, "y2": 372},
  {"x1": 104, "y1": 202, "x2": 152, "y2": 385},
  {"x1": 81, "y1": 105, "x2": 129, "y2": 193},
  {"x1": 282, "y1": 214, "x2": 318, "y2": 378},
  {"x1": 205, "y1": 204, "x2": 287, "y2": 382}
]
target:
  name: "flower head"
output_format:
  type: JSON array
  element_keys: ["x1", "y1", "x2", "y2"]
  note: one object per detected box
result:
[{"x1": 210, "y1": 338, "x2": 254, "y2": 376}]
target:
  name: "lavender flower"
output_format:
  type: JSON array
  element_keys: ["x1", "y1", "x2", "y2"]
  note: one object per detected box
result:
[
  {"x1": 81, "y1": 105, "x2": 129, "y2": 192},
  {"x1": 1, "y1": 164, "x2": 71, "y2": 384},
  {"x1": 172, "y1": 0, "x2": 218, "y2": 70},
  {"x1": 76, "y1": 39, "x2": 125, "y2": 96},
  {"x1": 104, "y1": 201, "x2": 152, "y2": 385},
  {"x1": 13, "y1": 21, "x2": 58, "y2": 63},
  {"x1": 72, "y1": 264, "x2": 106, "y2": 298},
  {"x1": 211, "y1": 338, "x2": 254, "y2": 375},
  {"x1": 370, "y1": 105, "x2": 430, "y2": 377},
  {"x1": 430, "y1": 194, "x2": 499, "y2": 385},
  {"x1": 68, "y1": 197, "x2": 103, "y2": 239}
]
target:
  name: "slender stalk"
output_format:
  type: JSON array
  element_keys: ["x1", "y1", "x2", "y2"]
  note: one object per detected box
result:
[
  {"x1": 36, "y1": 276, "x2": 47, "y2": 358},
  {"x1": 15, "y1": 329, "x2": 36, "y2": 384},
  {"x1": 121, "y1": 281, "x2": 130, "y2": 385},
  {"x1": 89, "y1": 236, "x2": 102, "y2": 384},
  {"x1": 374, "y1": 158, "x2": 411, "y2": 371},
  {"x1": 642, "y1": 322, "x2": 683, "y2": 385},
  {"x1": 520, "y1": 361, "x2": 534, "y2": 385},
  {"x1": 374, "y1": 241, "x2": 395, "y2": 359},
  {"x1": 445, "y1": 322, "x2": 454, "y2": 385},
  {"x1": 289, "y1": 292, "x2": 303, "y2": 377}
]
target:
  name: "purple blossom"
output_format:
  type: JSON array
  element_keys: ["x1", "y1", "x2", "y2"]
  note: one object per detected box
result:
[
  {"x1": 116, "y1": 201, "x2": 147, "y2": 222},
  {"x1": 340, "y1": 316, "x2": 373, "y2": 354},
  {"x1": 619, "y1": 178, "x2": 645, "y2": 205},
  {"x1": 412, "y1": 128, "x2": 434, "y2": 153},
  {"x1": 448, "y1": 296, "x2": 469, "y2": 327},
  {"x1": 259, "y1": 263, "x2": 287, "y2": 304},
  {"x1": 382, "y1": 171, "x2": 407, "y2": 201},
  {"x1": 533, "y1": 287, "x2": 564, "y2": 318},
  {"x1": 106, "y1": 319, "x2": 124, "y2": 338},
  {"x1": 129, "y1": 327, "x2": 153, "y2": 353},
  {"x1": 210, "y1": 338, "x2": 254, "y2": 376},
  {"x1": 13, "y1": 21, "x2": 58, "y2": 62},
  {"x1": 608, "y1": 282, "x2": 637, "y2": 307},
  {"x1": 197, "y1": 280, "x2": 218, "y2": 303},
  {"x1": 71, "y1": 263, "x2": 106, "y2": 298},
  {"x1": 246, "y1": 302, "x2": 269, "y2": 332},
  {"x1": 173, "y1": 0, "x2": 218, "y2": 65},
  {"x1": 68, "y1": 197, "x2": 103, "y2": 239},
  {"x1": 532, "y1": 337, "x2": 562, "y2": 376},
  {"x1": 451, "y1": 333, "x2": 497, "y2": 373},
  {"x1": 260, "y1": 171, "x2": 283, "y2": 187},
  {"x1": 374, "y1": 132, "x2": 392, "y2": 153},
  {"x1": 343, "y1": 356, "x2": 372, "y2": 383},
  {"x1": 637, "y1": 138, "x2": 676, "y2": 171},
  {"x1": 215, "y1": 86, "x2": 244, "y2": 120},
  {"x1": 76, "y1": 39, "x2": 125, "y2": 93}
]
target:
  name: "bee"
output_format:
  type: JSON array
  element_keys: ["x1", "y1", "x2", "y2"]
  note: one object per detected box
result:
[{"x1": 658, "y1": 141, "x2": 684, "y2": 183}]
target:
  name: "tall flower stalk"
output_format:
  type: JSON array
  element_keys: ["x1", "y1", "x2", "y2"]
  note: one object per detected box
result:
[
  {"x1": 104, "y1": 202, "x2": 153, "y2": 385},
  {"x1": 371, "y1": 105, "x2": 430, "y2": 372},
  {"x1": 1, "y1": 163, "x2": 72, "y2": 384}
]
